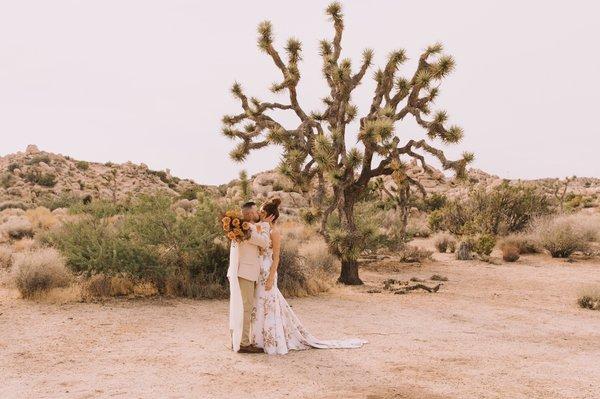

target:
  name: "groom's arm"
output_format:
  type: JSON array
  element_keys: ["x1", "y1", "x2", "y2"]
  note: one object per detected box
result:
[{"x1": 246, "y1": 223, "x2": 270, "y2": 249}]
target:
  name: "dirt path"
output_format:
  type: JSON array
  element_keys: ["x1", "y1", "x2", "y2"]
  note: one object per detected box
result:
[{"x1": 1, "y1": 249, "x2": 599, "y2": 399}]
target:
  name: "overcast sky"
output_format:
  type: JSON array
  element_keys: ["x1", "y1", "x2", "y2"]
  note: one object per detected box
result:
[{"x1": 1, "y1": 0, "x2": 598, "y2": 184}]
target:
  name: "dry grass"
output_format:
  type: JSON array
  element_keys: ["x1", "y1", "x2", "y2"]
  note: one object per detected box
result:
[
  {"x1": 406, "y1": 214, "x2": 431, "y2": 238},
  {"x1": 277, "y1": 233, "x2": 334, "y2": 297},
  {"x1": 398, "y1": 245, "x2": 433, "y2": 263},
  {"x1": 500, "y1": 242, "x2": 520, "y2": 262},
  {"x1": 84, "y1": 274, "x2": 159, "y2": 298},
  {"x1": 578, "y1": 287, "x2": 600, "y2": 310},
  {"x1": 27, "y1": 284, "x2": 83, "y2": 304},
  {"x1": 531, "y1": 214, "x2": 599, "y2": 258},
  {"x1": 0, "y1": 216, "x2": 34, "y2": 239},
  {"x1": 25, "y1": 206, "x2": 59, "y2": 232},
  {"x1": 11, "y1": 238, "x2": 38, "y2": 253},
  {"x1": 12, "y1": 248, "x2": 71, "y2": 298},
  {"x1": 499, "y1": 234, "x2": 542, "y2": 255},
  {"x1": 432, "y1": 232, "x2": 457, "y2": 253},
  {"x1": 0, "y1": 245, "x2": 12, "y2": 268}
]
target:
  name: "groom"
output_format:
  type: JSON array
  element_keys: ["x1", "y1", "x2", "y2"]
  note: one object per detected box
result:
[{"x1": 228, "y1": 201, "x2": 271, "y2": 353}]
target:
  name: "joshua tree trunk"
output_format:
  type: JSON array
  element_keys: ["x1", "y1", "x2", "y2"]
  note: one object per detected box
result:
[
  {"x1": 339, "y1": 258, "x2": 362, "y2": 285},
  {"x1": 337, "y1": 198, "x2": 363, "y2": 285}
]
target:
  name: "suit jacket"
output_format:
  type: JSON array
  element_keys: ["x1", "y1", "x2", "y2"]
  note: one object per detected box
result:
[{"x1": 237, "y1": 223, "x2": 270, "y2": 282}]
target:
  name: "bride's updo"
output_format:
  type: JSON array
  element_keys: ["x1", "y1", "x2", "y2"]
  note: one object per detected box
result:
[{"x1": 262, "y1": 198, "x2": 281, "y2": 222}]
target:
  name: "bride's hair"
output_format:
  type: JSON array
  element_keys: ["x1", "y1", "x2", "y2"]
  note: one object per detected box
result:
[{"x1": 262, "y1": 198, "x2": 281, "y2": 222}]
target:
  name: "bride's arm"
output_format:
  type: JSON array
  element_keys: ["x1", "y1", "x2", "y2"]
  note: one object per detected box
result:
[{"x1": 265, "y1": 229, "x2": 281, "y2": 291}]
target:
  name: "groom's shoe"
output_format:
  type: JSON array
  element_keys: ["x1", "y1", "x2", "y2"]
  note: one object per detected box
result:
[{"x1": 238, "y1": 345, "x2": 264, "y2": 354}]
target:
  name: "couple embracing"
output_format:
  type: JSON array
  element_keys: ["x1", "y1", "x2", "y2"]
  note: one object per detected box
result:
[{"x1": 227, "y1": 198, "x2": 366, "y2": 355}]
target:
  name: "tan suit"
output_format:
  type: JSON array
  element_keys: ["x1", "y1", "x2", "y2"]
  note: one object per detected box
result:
[{"x1": 237, "y1": 224, "x2": 270, "y2": 346}]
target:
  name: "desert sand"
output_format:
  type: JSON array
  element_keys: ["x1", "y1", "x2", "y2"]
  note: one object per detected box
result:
[{"x1": 1, "y1": 240, "x2": 599, "y2": 399}]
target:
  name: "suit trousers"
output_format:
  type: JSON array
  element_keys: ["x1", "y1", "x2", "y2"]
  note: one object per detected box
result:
[{"x1": 238, "y1": 277, "x2": 255, "y2": 346}]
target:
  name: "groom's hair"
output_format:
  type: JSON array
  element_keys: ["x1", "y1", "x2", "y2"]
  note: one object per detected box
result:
[{"x1": 241, "y1": 201, "x2": 256, "y2": 209}]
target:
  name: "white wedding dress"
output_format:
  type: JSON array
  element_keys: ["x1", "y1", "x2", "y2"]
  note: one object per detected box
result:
[{"x1": 251, "y1": 232, "x2": 367, "y2": 355}]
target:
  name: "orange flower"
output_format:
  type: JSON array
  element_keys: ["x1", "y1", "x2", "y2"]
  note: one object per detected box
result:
[
  {"x1": 241, "y1": 221, "x2": 250, "y2": 230},
  {"x1": 233, "y1": 228, "x2": 243, "y2": 236},
  {"x1": 223, "y1": 224, "x2": 231, "y2": 232},
  {"x1": 221, "y1": 216, "x2": 231, "y2": 224},
  {"x1": 227, "y1": 231, "x2": 236, "y2": 240},
  {"x1": 232, "y1": 218, "x2": 240, "y2": 227}
]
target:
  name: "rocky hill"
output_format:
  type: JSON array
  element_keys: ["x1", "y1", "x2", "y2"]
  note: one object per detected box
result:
[
  {"x1": 0, "y1": 145, "x2": 201, "y2": 208},
  {"x1": 1, "y1": 145, "x2": 599, "y2": 211}
]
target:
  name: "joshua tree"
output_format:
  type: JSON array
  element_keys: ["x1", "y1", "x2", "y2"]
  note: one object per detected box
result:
[
  {"x1": 238, "y1": 170, "x2": 252, "y2": 202},
  {"x1": 220, "y1": 2, "x2": 473, "y2": 284}
]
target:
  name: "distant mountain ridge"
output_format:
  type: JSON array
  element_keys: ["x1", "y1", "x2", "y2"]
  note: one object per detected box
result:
[{"x1": 1, "y1": 145, "x2": 598, "y2": 209}]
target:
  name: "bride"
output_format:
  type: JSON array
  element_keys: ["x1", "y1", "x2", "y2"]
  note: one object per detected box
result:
[{"x1": 251, "y1": 198, "x2": 367, "y2": 355}]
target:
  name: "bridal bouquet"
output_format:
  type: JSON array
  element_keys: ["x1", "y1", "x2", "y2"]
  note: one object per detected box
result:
[{"x1": 221, "y1": 210, "x2": 251, "y2": 242}]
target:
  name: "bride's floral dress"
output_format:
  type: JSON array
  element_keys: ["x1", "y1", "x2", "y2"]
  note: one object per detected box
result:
[{"x1": 251, "y1": 236, "x2": 367, "y2": 355}]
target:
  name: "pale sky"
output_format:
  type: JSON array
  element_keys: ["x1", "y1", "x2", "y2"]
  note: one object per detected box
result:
[{"x1": 1, "y1": 0, "x2": 598, "y2": 185}]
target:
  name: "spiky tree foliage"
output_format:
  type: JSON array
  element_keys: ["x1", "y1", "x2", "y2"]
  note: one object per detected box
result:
[
  {"x1": 238, "y1": 170, "x2": 252, "y2": 202},
  {"x1": 221, "y1": 2, "x2": 473, "y2": 284}
]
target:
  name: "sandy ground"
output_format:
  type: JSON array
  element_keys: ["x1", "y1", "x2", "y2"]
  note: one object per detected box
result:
[{"x1": 1, "y1": 242, "x2": 600, "y2": 399}]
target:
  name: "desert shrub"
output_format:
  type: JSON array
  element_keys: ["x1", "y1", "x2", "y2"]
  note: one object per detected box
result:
[
  {"x1": 1, "y1": 216, "x2": 34, "y2": 239},
  {"x1": 75, "y1": 160, "x2": 90, "y2": 171},
  {"x1": 499, "y1": 234, "x2": 541, "y2": 254},
  {"x1": 300, "y1": 208, "x2": 321, "y2": 225},
  {"x1": 578, "y1": 289, "x2": 600, "y2": 310},
  {"x1": 39, "y1": 194, "x2": 81, "y2": 211},
  {"x1": 437, "y1": 183, "x2": 550, "y2": 235},
  {"x1": 277, "y1": 235, "x2": 332, "y2": 297},
  {"x1": 500, "y1": 242, "x2": 520, "y2": 262},
  {"x1": 398, "y1": 245, "x2": 432, "y2": 263},
  {"x1": 178, "y1": 187, "x2": 200, "y2": 201},
  {"x1": 422, "y1": 193, "x2": 448, "y2": 212},
  {"x1": 84, "y1": 274, "x2": 135, "y2": 297},
  {"x1": 12, "y1": 248, "x2": 71, "y2": 298},
  {"x1": 472, "y1": 234, "x2": 496, "y2": 256},
  {"x1": 25, "y1": 207, "x2": 58, "y2": 232},
  {"x1": 27, "y1": 154, "x2": 51, "y2": 165},
  {"x1": 299, "y1": 238, "x2": 338, "y2": 274},
  {"x1": 45, "y1": 194, "x2": 229, "y2": 298},
  {"x1": 272, "y1": 181, "x2": 284, "y2": 191},
  {"x1": 7, "y1": 162, "x2": 20, "y2": 172},
  {"x1": 12, "y1": 238, "x2": 38, "y2": 253},
  {"x1": 69, "y1": 198, "x2": 129, "y2": 218},
  {"x1": 173, "y1": 198, "x2": 195, "y2": 213},
  {"x1": 148, "y1": 169, "x2": 171, "y2": 184},
  {"x1": 43, "y1": 217, "x2": 161, "y2": 278},
  {"x1": 531, "y1": 215, "x2": 593, "y2": 258},
  {"x1": 428, "y1": 209, "x2": 444, "y2": 232},
  {"x1": 0, "y1": 245, "x2": 13, "y2": 268},
  {"x1": 23, "y1": 169, "x2": 57, "y2": 187},
  {"x1": 1, "y1": 173, "x2": 15, "y2": 188},
  {"x1": 0, "y1": 201, "x2": 29, "y2": 212},
  {"x1": 405, "y1": 215, "x2": 431, "y2": 239},
  {"x1": 433, "y1": 232, "x2": 456, "y2": 253}
]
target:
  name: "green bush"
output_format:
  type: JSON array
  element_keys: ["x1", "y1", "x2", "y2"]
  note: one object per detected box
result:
[
  {"x1": 7, "y1": 163, "x2": 20, "y2": 172},
  {"x1": 27, "y1": 154, "x2": 51, "y2": 165},
  {"x1": 422, "y1": 193, "x2": 448, "y2": 212},
  {"x1": 44, "y1": 194, "x2": 229, "y2": 298},
  {"x1": 436, "y1": 183, "x2": 550, "y2": 236},
  {"x1": 38, "y1": 194, "x2": 82, "y2": 211},
  {"x1": 75, "y1": 160, "x2": 90, "y2": 171},
  {"x1": 472, "y1": 234, "x2": 496, "y2": 256},
  {"x1": 23, "y1": 169, "x2": 57, "y2": 187},
  {"x1": 69, "y1": 199, "x2": 129, "y2": 218},
  {"x1": 531, "y1": 215, "x2": 594, "y2": 258}
]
